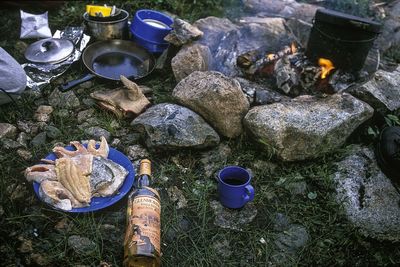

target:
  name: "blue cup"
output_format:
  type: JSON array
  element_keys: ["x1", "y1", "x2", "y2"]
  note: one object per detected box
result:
[{"x1": 217, "y1": 166, "x2": 255, "y2": 209}]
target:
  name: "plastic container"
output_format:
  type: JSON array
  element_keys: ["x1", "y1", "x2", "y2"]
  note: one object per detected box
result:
[
  {"x1": 130, "y1": 29, "x2": 169, "y2": 54},
  {"x1": 305, "y1": 8, "x2": 381, "y2": 72},
  {"x1": 130, "y1": 9, "x2": 173, "y2": 53}
]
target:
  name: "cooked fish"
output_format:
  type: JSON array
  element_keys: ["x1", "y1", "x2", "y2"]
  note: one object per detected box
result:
[
  {"x1": 25, "y1": 164, "x2": 57, "y2": 183},
  {"x1": 56, "y1": 158, "x2": 91, "y2": 204},
  {"x1": 94, "y1": 157, "x2": 129, "y2": 197},
  {"x1": 39, "y1": 180, "x2": 85, "y2": 210},
  {"x1": 89, "y1": 156, "x2": 115, "y2": 193},
  {"x1": 87, "y1": 136, "x2": 109, "y2": 158}
]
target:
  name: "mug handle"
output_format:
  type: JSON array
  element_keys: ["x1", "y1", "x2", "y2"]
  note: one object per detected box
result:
[{"x1": 243, "y1": 184, "x2": 255, "y2": 203}]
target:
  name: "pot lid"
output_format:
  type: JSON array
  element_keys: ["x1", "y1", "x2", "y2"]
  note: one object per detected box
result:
[{"x1": 25, "y1": 38, "x2": 74, "y2": 64}]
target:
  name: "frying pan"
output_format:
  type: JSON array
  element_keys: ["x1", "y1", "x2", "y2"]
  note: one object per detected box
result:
[{"x1": 60, "y1": 39, "x2": 155, "y2": 92}]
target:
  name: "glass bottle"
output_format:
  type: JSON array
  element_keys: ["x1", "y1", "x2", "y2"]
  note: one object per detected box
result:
[{"x1": 123, "y1": 159, "x2": 161, "y2": 267}]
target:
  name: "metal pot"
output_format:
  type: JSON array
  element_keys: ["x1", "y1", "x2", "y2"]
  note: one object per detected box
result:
[{"x1": 83, "y1": 9, "x2": 129, "y2": 40}]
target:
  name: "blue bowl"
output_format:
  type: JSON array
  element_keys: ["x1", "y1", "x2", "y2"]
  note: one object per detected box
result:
[
  {"x1": 130, "y1": 28, "x2": 169, "y2": 54},
  {"x1": 131, "y1": 9, "x2": 173, "y2": 44}
]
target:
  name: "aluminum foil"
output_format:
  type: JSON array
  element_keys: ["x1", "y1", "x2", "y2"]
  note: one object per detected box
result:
[{"x1": 22, "y1": 27, "x2": 90, "y2": 91}]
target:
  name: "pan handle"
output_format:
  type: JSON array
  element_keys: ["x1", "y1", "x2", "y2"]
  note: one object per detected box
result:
[{"x1": 59, "y1": 73, "x2": 96, "y2": 92}]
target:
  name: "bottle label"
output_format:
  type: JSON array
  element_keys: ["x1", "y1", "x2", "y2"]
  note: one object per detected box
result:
[{"x1": 125, "y1": 194, "x2": 161, "y2": 256}]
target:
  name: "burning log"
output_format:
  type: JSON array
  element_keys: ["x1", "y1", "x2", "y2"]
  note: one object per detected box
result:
[{"x1": 237, "y1": 43, "x2": 299, "y2": 76}]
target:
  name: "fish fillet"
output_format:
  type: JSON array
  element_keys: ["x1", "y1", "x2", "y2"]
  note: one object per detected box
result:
[
  {"x1": 39, "y1": 180, "x2": 85, "y2": 210},
  {"x1": 87, "y1": 136, "x2": 109, "y2": 158},
  {"x1": 56, "y1": 158, "x2": 91, "y2": 204},
  {"x1": 25, "y1": 164, "x2": 57, "y2": 183},
  {"x1": 94, "y1": 157, "x2": 129, "y2": 197}
]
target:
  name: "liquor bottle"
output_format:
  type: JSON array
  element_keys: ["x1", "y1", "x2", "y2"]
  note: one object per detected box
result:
[{"x1": 123, "y1": 159, "x2": 161, "y2": 267}]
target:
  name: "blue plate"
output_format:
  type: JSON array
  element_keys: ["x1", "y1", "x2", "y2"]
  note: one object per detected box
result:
[{"x1": 33, "y1": 144, "x2": 135, "y2": 213}]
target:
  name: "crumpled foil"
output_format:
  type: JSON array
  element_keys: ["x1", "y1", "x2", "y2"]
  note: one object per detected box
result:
[{"x1": 21, "y1": 27, "x2": 90, "y2": 91}]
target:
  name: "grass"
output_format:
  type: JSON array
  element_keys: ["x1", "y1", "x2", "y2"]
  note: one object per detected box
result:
[{"x1": 1, "y1": 0, "x2": 400, "y2": 266}]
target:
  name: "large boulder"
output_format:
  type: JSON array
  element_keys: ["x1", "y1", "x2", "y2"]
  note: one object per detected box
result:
[
  {"x1": 334, "y1": 145, "x2": 400, "y2": 241},
  {"x1": 242, "y1": 0, "x2": 318, "y2": 22},
  {"x1": 131, "y1": 103, "x2": 220, "y2": 150},
  {"x1": 171, "y1": 43, "x2": 212, "y2": 82},
  {"x1": 173, "y1": 71, "x2": 250, "y2": 138},
  {"x1": 244, "y1": 93, "x2": 374, "y2": 161},
  {"x1": 193, "y1": 16, "x2": 292, "y2": 77},
  {"x1": 347, "y1": 66, "x2": 400, "y2": 112}
]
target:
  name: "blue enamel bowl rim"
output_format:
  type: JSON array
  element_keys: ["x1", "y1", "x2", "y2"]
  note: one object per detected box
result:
[
  {"x1": 32, "y1": 144, "x2": 135, "y2": 213},
  {"x1": 130, "y1": 28, "x2": 169, "y2": 45},
  {"x1": 134, "y1": 9, "x2": 173, "y2": 31}
]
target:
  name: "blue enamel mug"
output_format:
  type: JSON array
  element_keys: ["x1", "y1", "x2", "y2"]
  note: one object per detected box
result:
[{"x1": 217, "y1": 166, "x2": 255, "y2": 209}]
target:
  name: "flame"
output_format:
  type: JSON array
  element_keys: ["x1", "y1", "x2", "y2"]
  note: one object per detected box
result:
[
  {"x1": 291, "y1": 42, "x2": 297, "y2": 54},
  {"x1": 318, "y1": 58, "x2": 335, "y2": 79}
]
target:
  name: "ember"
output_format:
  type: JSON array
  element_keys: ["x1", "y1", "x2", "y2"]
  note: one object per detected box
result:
[{"x1": 318, "y1": 58, "x2": 335, "y2": 79}]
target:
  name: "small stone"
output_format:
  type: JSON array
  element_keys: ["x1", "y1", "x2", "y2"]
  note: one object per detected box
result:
[
  {"x1": 18, "y1": 237, "x2": 33, "y2": 253},
  {"x1": 84, "y1": 127, "x2": 111, "y2": 141},
  {"x1": 17, "y1": 132, "x2": 29, "y2": 147},
  {"x1": 30, "y1": 132, "x2": 47, "y2": 147},
  {"x1": 82, "y1": 98, "x2": 96, "y2": 107},
  {"x1": 77, "y1": 109, "x2": 95, "y2": 124},
  {"x1": 111, "y1": 138, "x2": 121, "y2": 148},
  {"x1": 0, "y1": 205, "x2": 4, "y2": 216},
  {"x1": 120, "y1": 133, "x2": 141, "y2": 144},
  {"x1": 18, "y1": 121, "x2": 40, "y2": 136},
  {"x1": 274, "y1": 224, "x2": 310, "y2": 253},
  {"x1": 99, "y1": 261, "x2": 112, "y2": 267},
  {"x1": 9, "y1": 184, "x2": 28, "y2": 201},
  {"x1": 200, "y1": 142, "x2": 232, "y2": 178},
  {"x1": 30, "y1": 253, "x2": 49, "y2": 266},
  {"x1": 79, "y1": 80, "x2": 94, "y2": 89},
  {"x1": 56, "y1": 109, "x2": 72, "y2": 119},
  {"x1": 126, "y1": 144, "x2": 150, "y2": 161},
  {"x1": 210, "y1": 200, "x2": 257, "y2": 230},
  {"x1": 45, "y1": 125, "x2": 62, "y2": 139},
  {"x1": 271, "y1": 213, "x2": 290, "y2": 231},
  {"x1": 0, "y1": 123, "x2": 17, "y2": 139},
  {"x1": 110, "y1": 120, "x2": 120, "y2": 129},
  {"x1": 212, "y1": 239, "x2": 232, "y2": 258},
  {"x1": 17, "y1": 149, "x2": 33, "y2": 161},
  {"x1": 167, "y1": 186, "x2": 188, "y2": 209},
  {"x1": 48, "y1": 88, "x2": 80, "y2": 109},
  {"x1": 68, "y1": 235, "x2": 97, "y2": 256},
  {"x1": 286, "y1": 181, "x2": 307, "y2": 196},
  {"x1": 36, "y1": 105, "x2": 54, "y2": 114},
  {"x1": 55, "y1": 218, "x2": 73, "y2": 232},
  {"x1": 2, "y1": 138, "x2": 22, "y2": 150}
]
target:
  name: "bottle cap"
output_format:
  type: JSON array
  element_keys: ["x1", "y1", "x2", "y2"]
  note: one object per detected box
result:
[{"x1": 139, "y1": 159, "x2": 151, "y2": 176}]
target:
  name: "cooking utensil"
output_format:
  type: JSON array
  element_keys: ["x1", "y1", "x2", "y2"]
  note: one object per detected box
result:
[
  {"x1": 83, "y1": 9, "x2": 129, "y2": 40},
  {"x1": 59, "y1": 39, "x2": 155, "y2": 92},
  {"x1": 25, "y1": 38, "x2": 74, "y2": 64}
]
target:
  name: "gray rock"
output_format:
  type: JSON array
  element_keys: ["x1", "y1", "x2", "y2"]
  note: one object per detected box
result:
[
  {"x1": 212, "y1": 239, "x2": 232, "y2": 258},
  {"x1": 271, "y1": 224, "x2": 310, "y2": 266},
  {"x1": 131, "y1": 103, "x2": 220, "y2": 150},
  {"x1": 173, "y1": 71, "x2": 249, "y2": 138},
  {"x1": 167, "y1": 186, "x2": 188, "y2": 209},
  {"x1": 243, "y1": 0, "x2": 318, "y2": 22},
  {"x1": 45, "y1": 125, "x2": 61, "y2": 139},
  {"x1": 165, "y1": 18, "x2": 204, "y2": 46},
  {"x1": 17, "y1": 132, "x2": 29, "y2": 147},
  {"x1": 84, "y1": 127, "x2": 111, "y2": 141},
  {"x1": 0, "y1": 123, "x2": 17, "y2": 139},
  {"x1": 244, "y1": 93, "x2": 374, "y2": 161},
  {"x1": 171, "y1": 43, "x2": 212, "y2": 82},
  {"x1": 33, "y1": 105, "x2": 53, "y2": 123},
  {"x1": 200, "y1": 142, "x2": 232, "y2": 178},
  {"x1": 194, "y1": 16, "x2": 291, "y2": 77},
  {"x1": 48, "y1": 88, "x2": 80, "y2": 109},
  {"x1": 67, "y1": 235, "x2": 97, "y2": 256},
  {"x1": 376, "y1": 1, "x2": 400, "y2": 52},
  {"x1": 17, "y1": 149, "x2": 33, "y2": 161},
  {"x1": 333, "y1": 145, "x2": 400, "y2": 241},
  {"x1": 125, "y1": 144, "x2": 149, "y2": 161},
  {"x1": 77, "y1": 109, "x2": 95, "y2": 124},
  {"x1": 120, "y1": 133, "x2": 142, "y2": 145},
  {"x1": 286, "y1": 181, "x2": 307, "y2": 196},
  {"x1": 30, "y1": 132, "x2": 47, "y2": 147},
  {"x1": 236, "y1": 77, "x2": 288, "y2": 105},
  {"x1": 210, "y1": 200, "x2": 257, "y2": 230},
  {"x1": 2, "y1": 138, "x2": 22, "y2": 150},
  {"x1": 271, "y1": 212, "x2": 290, "y2": 231},
  {"x1": 347, "y1": 66, "x2": 400, "y2": 112}
]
